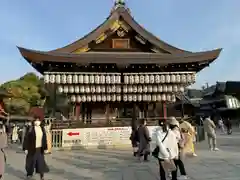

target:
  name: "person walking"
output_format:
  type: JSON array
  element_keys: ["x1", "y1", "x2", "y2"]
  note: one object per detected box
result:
[
  {"x1": 138, "y1": 119, "x2": 151, "y2": 161},
  {"x1": 130, "y1": 127, "x2": 139, "y2": 157},
  {"x1": 225, "y1": 118, "x2": 232, "y2": 135},
  {"x1": 218, "y1": 118, "x2": 225, "y2": 134},
  {"x1": 0, "y1": 122, "x2": 7, "y2": 179},
  {"x1": 152, "y1": 119, "x2": 179, "y2": 180},
  {"x1": 23, "y1": 117, "x2": 49, "y2": 180},
  {"x1": 203, "y1": 117, "x2": 219, "y2": 151},
  {"x1": 169, "y1": 117, "x2": 188, "y2": 180}
]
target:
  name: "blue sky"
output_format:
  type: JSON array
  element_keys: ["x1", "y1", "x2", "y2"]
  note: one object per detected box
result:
[{"x1": 0, "y1": 0, "x2": 239, "y2": 88}]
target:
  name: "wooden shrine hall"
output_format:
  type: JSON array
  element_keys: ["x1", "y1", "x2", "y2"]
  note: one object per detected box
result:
[{"x1": 17, "y1": 0, "x2": 222, "y2": 127}]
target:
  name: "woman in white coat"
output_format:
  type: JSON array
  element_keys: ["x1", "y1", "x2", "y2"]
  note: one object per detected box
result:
[{"x1": 152, "y1": 119, "x2": 179, "y2": 180}]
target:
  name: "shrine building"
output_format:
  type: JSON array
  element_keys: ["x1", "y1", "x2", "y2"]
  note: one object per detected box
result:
[{"x1": 17, "y1": 0, "x2": 222, "y2": 128}]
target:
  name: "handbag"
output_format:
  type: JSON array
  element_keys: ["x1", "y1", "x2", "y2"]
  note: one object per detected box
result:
[
  {"x1": 152, "y1": 130, "x2": 169, "y2": 158},
  {"x1": 160, "y1": 159, "x2": 176, "y2": 172}
]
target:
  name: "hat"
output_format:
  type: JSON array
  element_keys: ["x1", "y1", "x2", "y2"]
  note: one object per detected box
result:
[{"x1": 169, "y1": 117, "x2": 180, "y2": 127}]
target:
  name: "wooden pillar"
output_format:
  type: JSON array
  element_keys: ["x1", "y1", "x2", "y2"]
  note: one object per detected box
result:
[
  {"x1": 131, "y1": 103, "x2": 137, "y2": 130},
  {"x1": 52, "y1": 84, "x2": 57, "y2": 117},
  {"x1": 75, "y1": 103, "x2": 80, "y2": 121},
  {"x1": 163, "y1": 102, "x2": 167, "y2": 120},
  {"x1": 105, "y1": 104, "x2": 110, "y2": 124},
  {"x1": 81, "y1": 103, "x2": 85, "y2": 123}
]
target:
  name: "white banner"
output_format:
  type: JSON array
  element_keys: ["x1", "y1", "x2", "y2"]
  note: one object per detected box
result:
[{"x1": 62, "y1": 126, "x2": 158, "y2": 148}]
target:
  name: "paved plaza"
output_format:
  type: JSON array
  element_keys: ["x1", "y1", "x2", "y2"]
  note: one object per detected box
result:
[{"x1": 4, "y1": 130, "x2": 240, "y2": 180}]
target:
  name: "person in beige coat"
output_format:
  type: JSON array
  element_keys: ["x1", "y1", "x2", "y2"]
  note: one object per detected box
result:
[
  {"x1": 203, "y1": 117, "x2": 219, "y2": 151},
  {"x1": 0, "y1": 123, "x2": 7, "y2": 179}
]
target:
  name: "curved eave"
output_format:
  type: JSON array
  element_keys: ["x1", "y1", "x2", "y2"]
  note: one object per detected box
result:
[
  {"x1": 49, "y1": 7, "x2": 192, "y2": 54},
  {"x1": 18, "y1": 46, "x2": 222, "y2": 65}
]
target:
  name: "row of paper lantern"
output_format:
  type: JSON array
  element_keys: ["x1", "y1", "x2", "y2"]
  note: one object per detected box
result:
[
  {"x1": 123, "y1": 73, "x2": 196, "y2": 84},
  {"x1": 58, "y1": 84, "x2": 184, "y2": 94},
  {"x1": 123, "y1": 85, "x2": 184, "y2": 93},
  {"x1": 70, "y1": 94, "x2": 176, "y2": 102},
  {"x1": 44, "y1": 74, "x2": 121, "y2": 84},
  {"x1": 58, "y1": 85, "x2": 122, "y2": 93}
]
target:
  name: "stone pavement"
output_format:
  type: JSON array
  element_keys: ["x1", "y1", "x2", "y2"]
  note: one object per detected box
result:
[{"x1": 3, "y1": 130, "x2": 240, "y2": 180}]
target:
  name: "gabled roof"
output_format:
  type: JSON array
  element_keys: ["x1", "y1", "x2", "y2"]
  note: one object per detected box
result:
[{"x1": 50, "y1": 6, "x2": 192, "y2": 54}]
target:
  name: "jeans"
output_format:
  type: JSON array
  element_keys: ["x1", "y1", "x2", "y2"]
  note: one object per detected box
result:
[{"x1": 175, "y1": 159, "x2": 187, "y2": 175}]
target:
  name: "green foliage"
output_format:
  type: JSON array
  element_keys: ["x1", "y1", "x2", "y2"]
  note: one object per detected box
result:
[{"x1": 1, "y1": 73, "x2": 47, "y2": 115}]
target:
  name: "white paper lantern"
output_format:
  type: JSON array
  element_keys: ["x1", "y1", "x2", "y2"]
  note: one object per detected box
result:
[
  {"x1": 128, "y1": 85, "x2": 133, "y2": 93},
  {"x1": 80, "y1": 86, "x2": 85, "y2": 93},
  {"x1": 181, "y1": 74, "x2": 186, "y2": 83},
  {"x1": 148, "y1": 85, "x2": 153, "y2": 92},
  {"x1": 191, "y1": 73, "x2": 196, "y2": 83},
  {"x1": 61, "y1": 74, "x2": 67, "y2": 84},
  {"x1": 111, "y1": 85, "x2": 116, "y2": 92},
  {"x1": 163, "y1": 85, "x2": 168, "y2": 92},
  {"x1": 102, "y1": 95, "x2": 106, "y2": 102},
  {"x1": 101, "y1": 86, "x2": 106, "y2": 93},
  {"x1": 123, "y1": 95, "x2": 128, "y2": 101},
  {"x1": 49, "y1": 74, "x2": 55, "y2": 83},
  {"x1": 134, "y1": 75, "x2": 140, "y2": 84},
  {"x1": 111, "y1": 95, "x2": 116, "y2": 101},
  {"x1": 116, "y1": 75, "x2": 121, "y2": 84},
  {"x1": 56, "y1": 74, "x2": 61, "y2": 84},
  {"x1": 44, "y1": 74, "x2": 50, "y2": 83},
  {"x1": 124, "y1": 75, "x2": 129, "y2": 84},
  {"x1": 158, "y1": 85, "x2": 163, "y2": 92},
  {"x1": 167, "y1": 85, "x2": 173, "y2": 92},
  {"x1": 147, "y1": 95, "x2": 151, "y2": 101},
  {"x1": 137, "y1": 95, "x2": 142, "y2": 101},
  {"x1": 85, "y1": 86, "x2": 90, "y2": 93},
  {"x1": 71, "y1": 95, "x2": 76, "y2": 102},
  {"x1": 89, "y1": 75, "x2": 95, "y2": 84},
  {"x1": 100, "y1": 75, "x2": 105, "y2": 84},
  {"x1": 129, "y1": 75, "x2": 134, "y2": 84},
  {"x1": 75, "y1": 86, "x2": 80, "y2": 93},
  {"x1": 173, "y1": 85, "x2": 178, "y2": 92},
  {"x1": 117, "y1": 95, "x2": 121, "y2": 101},
  {"x1": 133, "y1": 85, "x2": 138, "y2": 93},
  {"x1": 107, "y1": 86, "x2": 112, "y2": 93},
  {"x1": 97, "y1": 95, "x2": 101, "y2": 101},
  {"x1": 179, "y1": 85, "x2": 184, "y2": 92},
  {"x1": 82, "y1": 95, "x2": 86, "y2": 102},
  {"x1": 140, "y1": 75, "x2": 144, "y2": 84},
  {"x1": 69, "y1": 86, "x2": 74, "y2": 93},
  {"x1": 157, "y1": 94, "x2": 161, "y2": 101},
  {"x1": 153, "y1": 85, "x2": 158, "y2": 92},
  {"x1": 170, "y1": 74, "x2": 176, "y2": 83},
  {"x1": 67, "y1": 74, "x2": 72, "y2": 84},
  {"x1": 105, "y1": 75, "x2": 110, "y2": 84},
  {"x1": 92, "y1": 95, "x2": 97, "y2": 102},
  {"x1": 77, "y1": 95, "x2": 81, "y2": 102},
  {"x1": 90, "y1": 86, "x2": 95, "y2": 93},
  {"x1": 187, "y1": 74, "x2": 192, "y2": 83},
  {"x1": 96, "y1": 86, "x2": 101, "y2": 93},
  {"x1": 63, "y1": 86, "x2": 68, "y2": 93},
  {"x1": 171, "y1": 95, "x2": 176, "y2": 102},
  {"x1": 165, "y1": 74, "x2": 171, "y2": 83},
  {"x1": 150, "y1": 75, "x2": 155, "y2": 84},
  {"x1": 123, "y1": 85, "x2": 128, "y2": 93},
  {"x1": 155, "y1": 75, "x2": 160, "y2": 83},
  {"x1": 116, "y1": 86, "x2": 121, "y2": 93},
  {"x1": 87, "y1": 95, "x2": 91, "y2": 102},
  {"x1": 162, "y1": 94, "x2": 166, "y2": 101},
  {"x1": 133, "y1": 94, "x2": 137, "y2": 102},
  {"x1": 58, "y1": 86, "x2": 63, "y2": 93},
  {"x1": 143, "y1": 85, "x2": 148, "y2": 93},
  {"x1": 143, "y1": 94, "x2": 148, "y2": 101},
  {"x1": 73, "y1": 74, "x2": 78, "y2": 84},
  {"x1": 84, "y1": 75, "x2": 89, "y2": 84},
  {"x1": 145, "y1": 75, "x2": 150, "y2": 83},
  {"x1": 78, "y1": 75, "x2": 83, "y2": 83},
  {"x1": 138, "y1": 85, "x2": 143, "y2": 93},
  {"x1": 167, "y1": 94, "x2": 171, "y2": 101},
  {"x1": 160, "y1": 75, "x2": 165, "y2": 83},
  {"x1": 111, "y1": 75, "x2": 116, "y2": 84},
  {"x1": 152, "y1": 95, "x2": 157, "y2": 101},
  {"x1": 176, "y1": 74, "x2": 181, "y2": 83},
  {"x1": 128, "y1": 95, "x2": 133, "y2": 101}
]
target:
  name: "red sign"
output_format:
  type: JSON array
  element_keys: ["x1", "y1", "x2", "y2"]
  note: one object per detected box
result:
[{"x1": 67, "y1": 132, "x2": 80, "y2": 136}]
